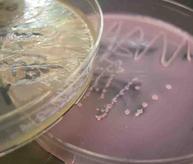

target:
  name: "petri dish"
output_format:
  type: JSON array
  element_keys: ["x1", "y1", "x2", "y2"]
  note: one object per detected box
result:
[
  {"x1": 38, "y1": 0, "x2": 193, "y2": 164},
  {"x1": 0, "y1": 0, "x2": 103, "y2": 156}
]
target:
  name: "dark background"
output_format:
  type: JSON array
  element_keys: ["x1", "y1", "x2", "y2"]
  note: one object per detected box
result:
[
  {"x1": 0, "y1": 1, "x2": 193, "y2": 164},
  {"x1": 175, "y1": 0, "x2": 193, "y2": 7}
]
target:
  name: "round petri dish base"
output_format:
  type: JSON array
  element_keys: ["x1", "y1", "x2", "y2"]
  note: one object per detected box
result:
[{"x1": 39, "y1": 1, "x2": 193, "y2": 164}]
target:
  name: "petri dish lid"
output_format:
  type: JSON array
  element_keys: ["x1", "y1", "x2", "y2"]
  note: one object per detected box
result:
[
  {"x1": 0, "y1": 0, "x2": 95, "y2": 116},
  {"x1": 0, "y1": 0, "x2": 103, "y2": 156},
  {"x1": 39, "y1": 0, "x2": 193, "y2": 163}
]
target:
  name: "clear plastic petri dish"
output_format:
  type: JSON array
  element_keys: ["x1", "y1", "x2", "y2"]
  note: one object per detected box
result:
[
  {"x1": 0, "y1": 0, "x2": 103, "y2": 156},
  {"x1": 38, "y1": 0, "x2": 193, "y2": 164}
]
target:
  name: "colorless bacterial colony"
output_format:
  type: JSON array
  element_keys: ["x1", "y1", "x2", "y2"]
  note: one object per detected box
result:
[{"x1": 76, "y1": 15, "x2": 193, "y2": 121}]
